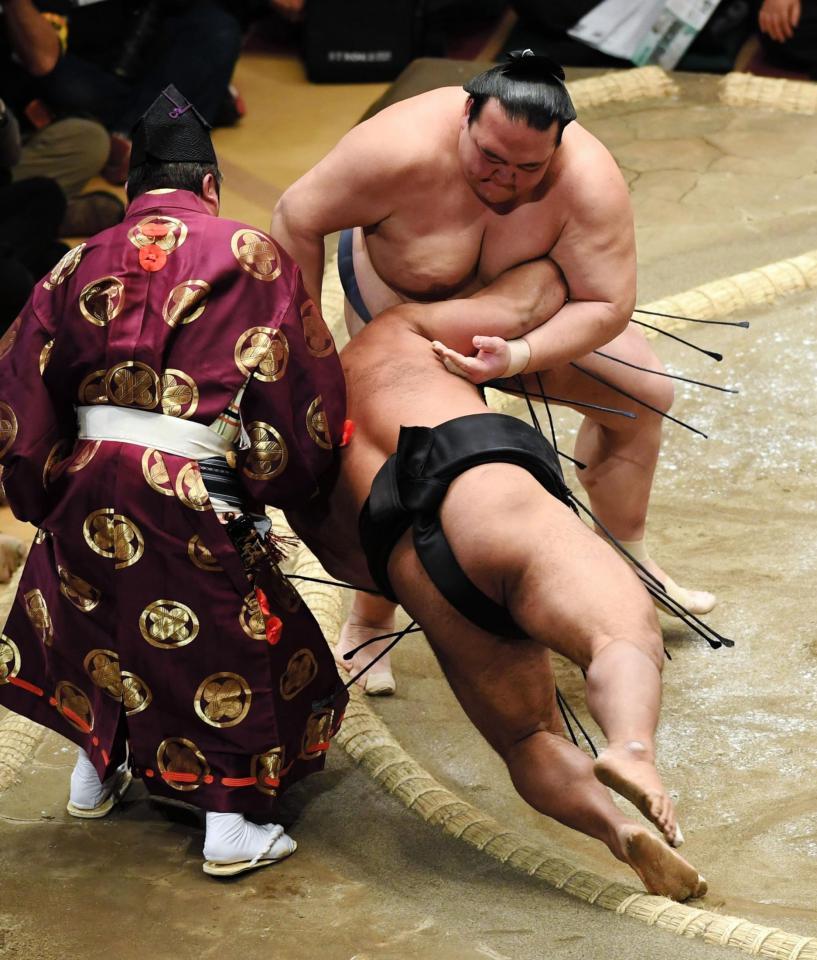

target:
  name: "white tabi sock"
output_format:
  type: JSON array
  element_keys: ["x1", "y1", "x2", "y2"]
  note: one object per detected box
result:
[
  {"x1": 203, "y1": 812, "x2": 296, "y2": 865},
  {"x1": 69, "y1": 748, "x2": 115, "y2": 810},
  {"x1": 618, "y1": 538, "x2": 716, "y2": 616}
]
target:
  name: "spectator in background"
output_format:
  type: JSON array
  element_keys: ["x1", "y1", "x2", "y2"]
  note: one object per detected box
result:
[
  {"x1": 269, "y1": 0, "x2": 304, "y2": 20},
  {"x1": 0, "y1": 218, "x2": 28, "y2": 583},
  {"x1": 0, "y1": 98, "x2": 68, "y2": 331},
  {"x1": 1, "y1": 2, "x2": 124, "y2": 234},
  {"x1": 4, "y1": 0, "x2": 248, "y2": 182},
  {"x1": 758, "y1": 0, "x2": 817, "y2": 75},
  {"x1": 506, "y1": 1, "x2": 756, "y2": 71}
]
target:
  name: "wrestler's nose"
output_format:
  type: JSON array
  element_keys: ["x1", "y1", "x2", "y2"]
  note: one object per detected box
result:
[{"x1": 492, "y1": 167, "x2": 514, "y2": 187}]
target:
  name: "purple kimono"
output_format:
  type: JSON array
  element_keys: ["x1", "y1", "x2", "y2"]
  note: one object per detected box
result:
[{"x1": 0, "y1": 189, "x2": 348, "y2": 814}]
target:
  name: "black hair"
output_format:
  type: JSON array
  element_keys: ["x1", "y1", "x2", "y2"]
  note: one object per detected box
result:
[
  {"x1": 126, "y1": 161, "x2": 222, "y2": 202},
  {"x1": 463, "y1": 52, "x2": 577, "y2": 144}
]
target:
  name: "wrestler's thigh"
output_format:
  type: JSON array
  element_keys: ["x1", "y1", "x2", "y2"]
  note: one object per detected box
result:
[
  {"x1": 388, "y1": 534, "x2": 563, "y2": 754},
  {"x1": 436, "y1": 464, "x2": 661, "y2": 670},
  {"x1": 525, "y1": 323, "x2": 672, "y2": 424}
]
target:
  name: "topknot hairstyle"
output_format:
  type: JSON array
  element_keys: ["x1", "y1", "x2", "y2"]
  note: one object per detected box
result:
[{"x1": 463, "y1": 50, "x2": 577, "y2": 143}]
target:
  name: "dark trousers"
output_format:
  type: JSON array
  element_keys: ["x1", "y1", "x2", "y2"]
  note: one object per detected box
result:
[
  {"x1": 0, "y1": 177, "x2": 67, "y2": 331},
  {"x1": 40, "y1": 0, "x2": 243, "y2": 134}
]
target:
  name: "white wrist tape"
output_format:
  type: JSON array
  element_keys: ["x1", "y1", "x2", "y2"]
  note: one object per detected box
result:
[{"x1": 504, "y1": 338, "x2": 531, "y2": 378}]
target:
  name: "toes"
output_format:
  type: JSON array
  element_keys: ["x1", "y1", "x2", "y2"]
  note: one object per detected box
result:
[
  {"x1": 648, "y1": 792, "x2": 668, "y2": 822},
  {"x1": 647, "y1": 793, "x2": 678, "y2": 843}
]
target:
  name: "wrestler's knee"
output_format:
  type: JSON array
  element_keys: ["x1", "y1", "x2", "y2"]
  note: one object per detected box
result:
[
  {"x1": 608, "y1": 327, "x2": 675, "y2": 418},
  {"x1": 646, "y1": 371, "x2": 674, "y2": 416},
  {"x1": 630, "y1": 337, "x2": 675, "y2": 415},
  {"x1": 590, "y1": 626, "x2": 665, "y2": 674},
  {"x1": 616, "y1": 363, "x2": 674, "y2": 422},
  {"x1": 497, "y1": 720, "x2": 552, "y2": 764}
]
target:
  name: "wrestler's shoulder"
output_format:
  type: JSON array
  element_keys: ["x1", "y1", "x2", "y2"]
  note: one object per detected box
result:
[
  {"x1": 367, "y1": 85, "x2": 464, "y2": 120},
  {"x1": 551, "y1": 123, "x2": 628, "y2": 213},
  {"x1": 357, "y1": 86, "x2": 464, "y2": 143},
  {"x1": 559, "y1": 123, "x2": 621, "y2": 183}
]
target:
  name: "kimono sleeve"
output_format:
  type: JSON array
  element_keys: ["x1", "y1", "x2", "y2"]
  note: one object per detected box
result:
[
  {"x1": 236, "y1": 272, "x2": 346, "y2": 510},
  {"x1": 0, "y1": 291, "x2": 72, "y2": 525}
]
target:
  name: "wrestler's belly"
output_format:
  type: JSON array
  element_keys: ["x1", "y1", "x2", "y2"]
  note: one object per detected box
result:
[{"x1": 351, "y1": 226, "x2": 484, "y2": 318}]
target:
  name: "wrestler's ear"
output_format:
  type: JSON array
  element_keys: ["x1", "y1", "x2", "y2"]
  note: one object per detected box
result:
[
  {"x1": 462, "y1": 97, "x2": 474, "y2": 129},
  {"x1": 201, "y1": 173, "x2": 220, "y2": 216}
]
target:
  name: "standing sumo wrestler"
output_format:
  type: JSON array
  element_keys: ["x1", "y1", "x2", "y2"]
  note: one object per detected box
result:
[
  {"x1": 0, "y1": 86, "x2": 347, "y2": 876},
  {"x1": 272, "y1": 52, "x2": 717, "y2": 695}
]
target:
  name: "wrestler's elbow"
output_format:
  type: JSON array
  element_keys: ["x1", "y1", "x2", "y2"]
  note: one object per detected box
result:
[
  {"x1": 270, "y1": 194, "x2": 296, "y2": 240},
  {"x1": 272, "y1": 194, "x2": 313, "y2": 241},
  {"x1": 606, "y1": 298, "x2": 634, "y2": 338}
]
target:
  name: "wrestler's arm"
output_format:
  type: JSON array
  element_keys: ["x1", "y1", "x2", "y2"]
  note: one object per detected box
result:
[
  {"x1": 270, "y1": 117, "x2": 403, "y2": 304},
  {"x1": 432, "y1": 160, "x2": 636, "y2": 382},
  {"x1": 376, "y1": 257, "x2": 566, "y2": 356},
  {"x1": 525, "y1": 162, "x2": 636, "y2": 370}
]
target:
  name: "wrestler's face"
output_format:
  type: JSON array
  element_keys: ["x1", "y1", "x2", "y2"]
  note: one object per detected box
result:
[{"x1": 459, "y1": 98, "x2": 559, "y2": 207}]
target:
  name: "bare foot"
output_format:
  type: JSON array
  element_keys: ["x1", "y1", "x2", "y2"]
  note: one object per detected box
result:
[
  {"x1": 334, "y1": 615, "x2": 396, "y2": 696},
  {"x1": 0, "y1": 534, "x2": 27, "y2": 584},
  {"x1": 616, "y1": 824, "x2": 707, "y2": 901},
  {"x1": 595, "y1": 742, "x2": 680, "y2": 846},
  {"x1": 639, "y1": 556, "x2": 716, "y2": 617}
]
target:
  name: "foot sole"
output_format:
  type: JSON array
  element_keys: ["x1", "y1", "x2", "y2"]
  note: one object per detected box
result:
[{"x1": 624, "y1": 828, "x2": 707, "y2": 901}]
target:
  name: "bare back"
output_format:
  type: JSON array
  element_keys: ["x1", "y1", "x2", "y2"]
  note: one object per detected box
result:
[{"x1": 287, "y1": 310, "x2": 489, "y2": 584}]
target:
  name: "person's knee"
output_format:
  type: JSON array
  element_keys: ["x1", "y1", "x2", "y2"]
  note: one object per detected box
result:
[
  {"x1": 591, "y1": 627, "x2": 664, "y2": 675},
  {"x1": 499, "y1": 720, "x2": 551, "y2": 763},
  {"x1": 629, "y1": 364, "x2": 674, "y2": 418},
  {"x1": 610, "y1": 329, "x2": 675, "y2": 419},
  {"x1": 70, "y1": 119, "x2": 111, "y2": 177},
  {"x1": 649, "y1": 373, "x2": 674, "y2": 415},
  {"x1": 17, "y1": 118, "x2": 110, "y2": 196}
]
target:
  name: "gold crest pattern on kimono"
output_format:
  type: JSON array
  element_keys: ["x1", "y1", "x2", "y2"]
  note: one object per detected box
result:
[
  {"x1": 156, "y1": 737, "x2": 210, "y2": 792},
  {"x1": 163, "y1": 280, "x2": 210, "y2": 327},
  {"x1": 194, "y1": 672, "x2": 252, "y2": 728},
  {"x1": 82, "y1": 509, "x2": 145, "y2": 568},
  {"x1": 0, "y1": 634, "x2": 21, "y2": 684},
  {"x1": 24, "y1": 589, "x2": 53, "y2": 646},
  {"x1": 0, "y1": 189, "x2": 348, "y2": 814},
  {"x1": 79, "y1": 276, "x2": 125, "y2": 327},
  {"x1": 231, "y1": 229, "x2": 281, "y2": 281}
]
